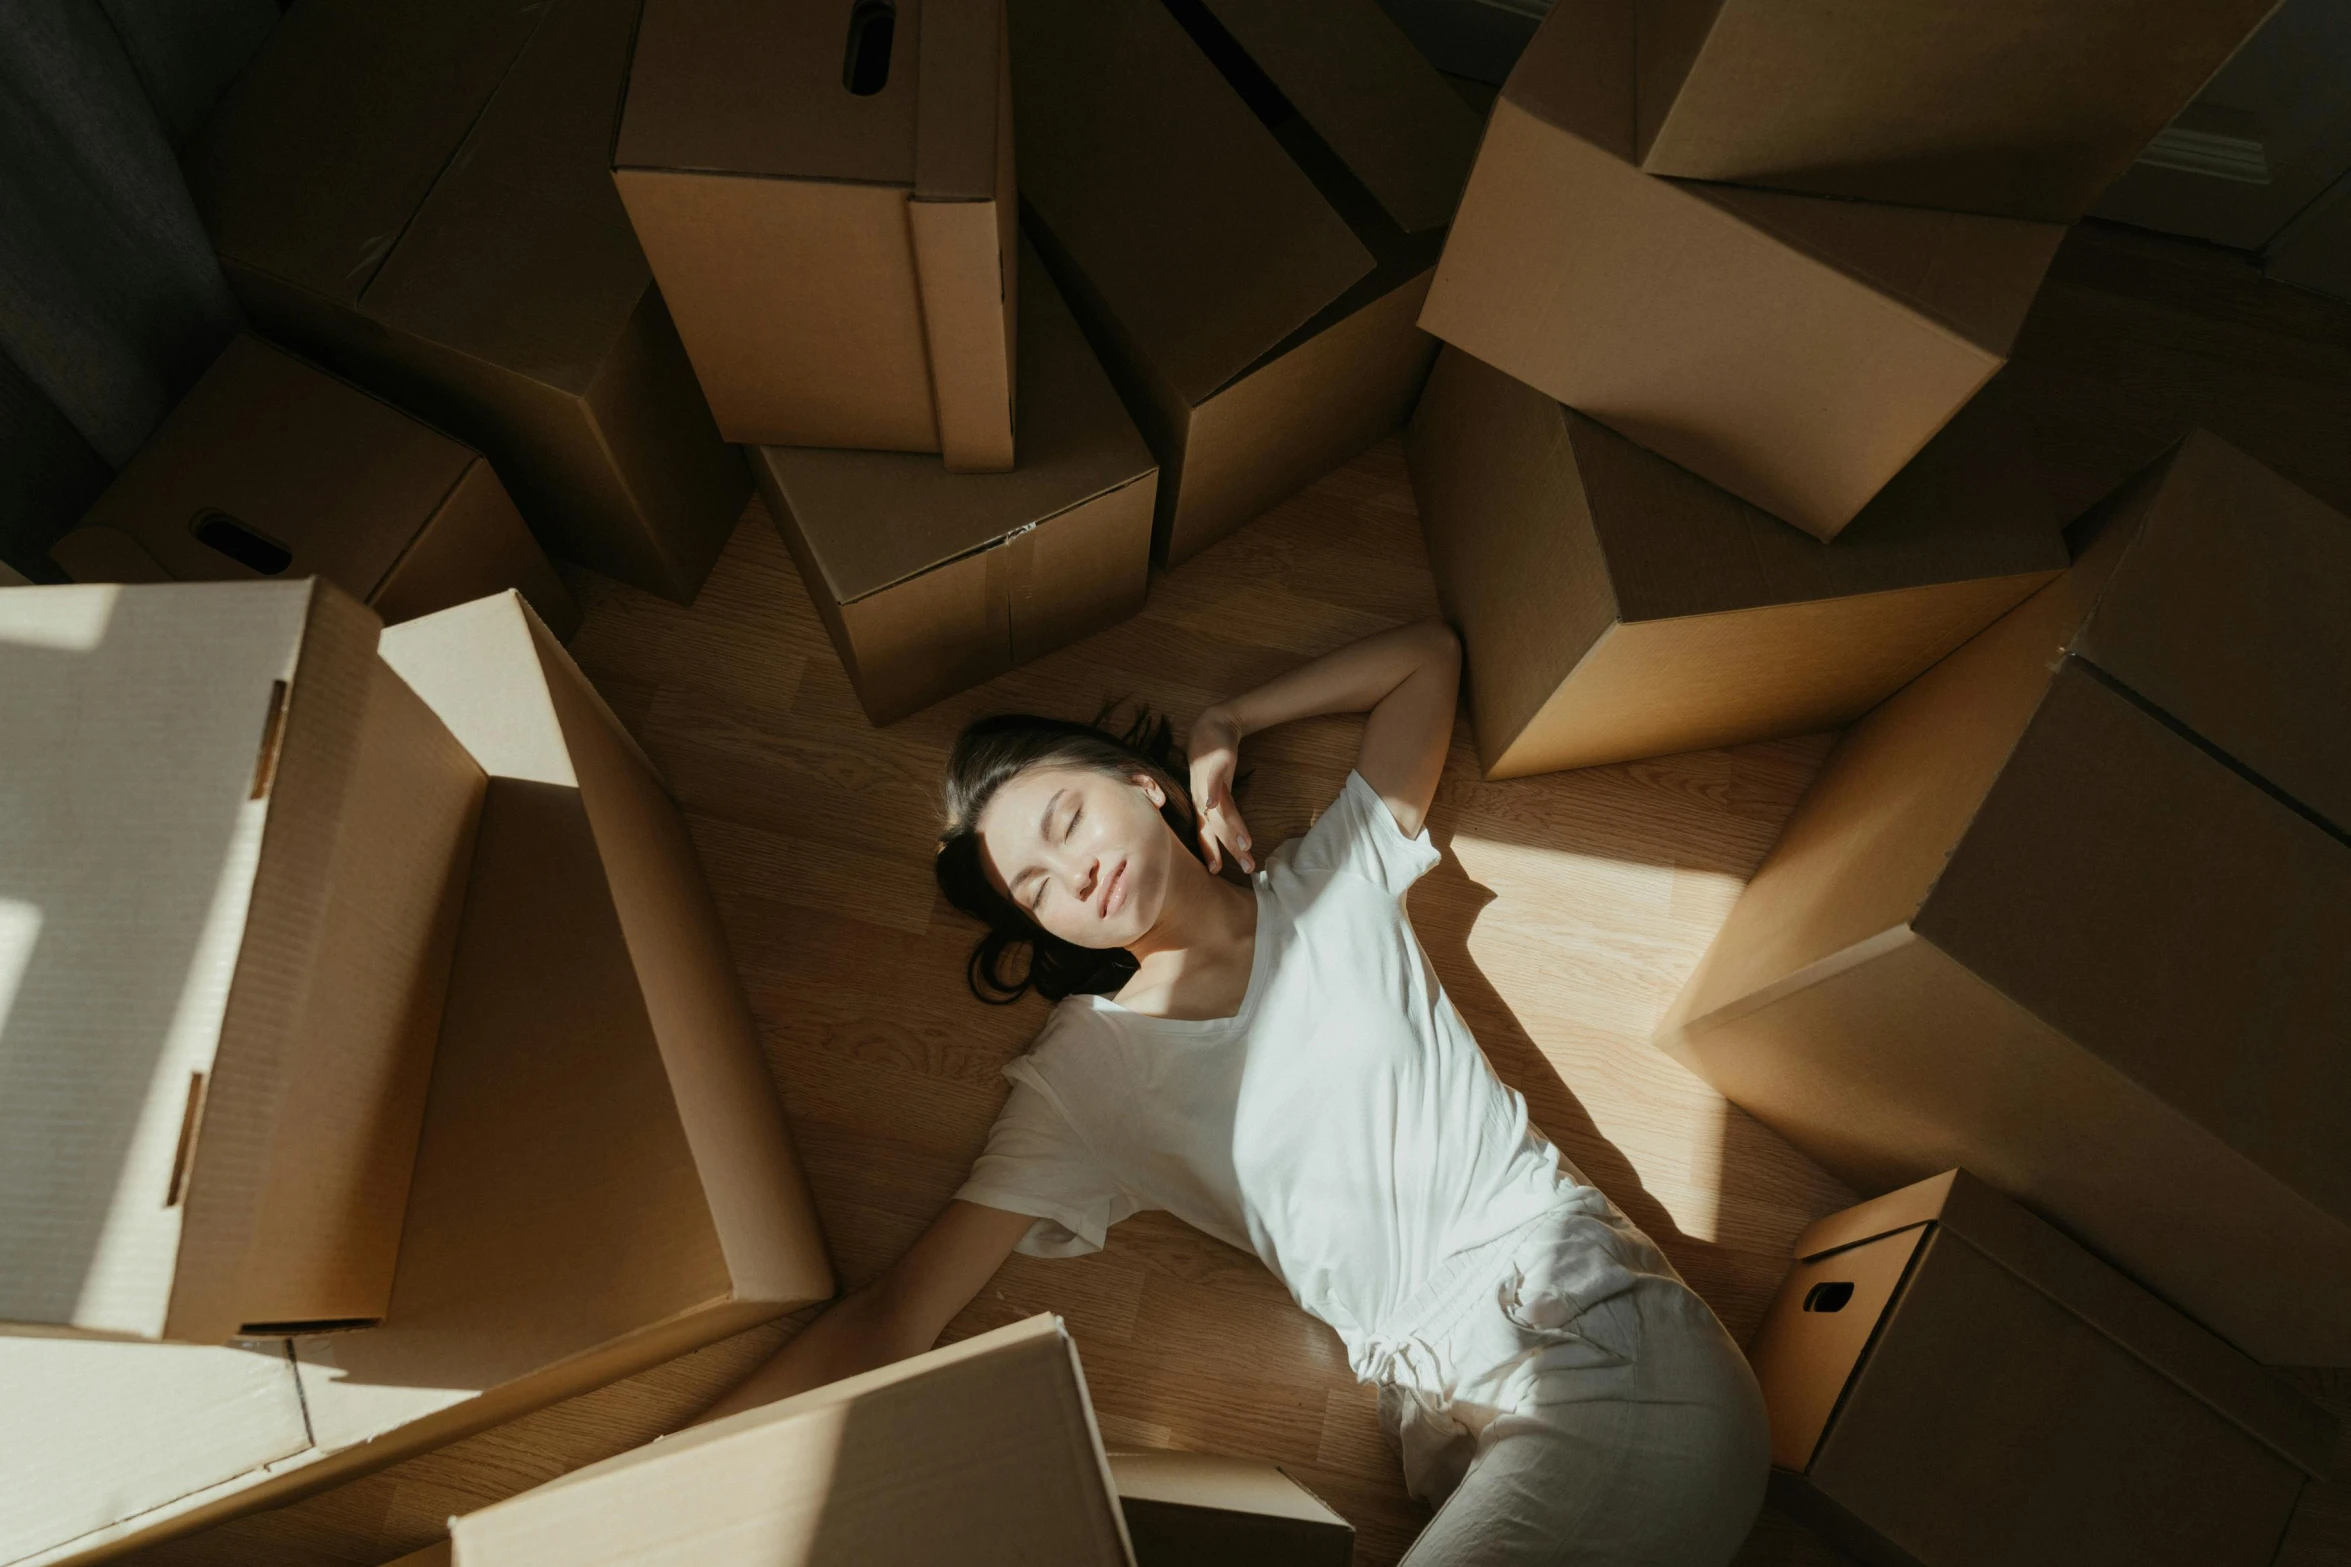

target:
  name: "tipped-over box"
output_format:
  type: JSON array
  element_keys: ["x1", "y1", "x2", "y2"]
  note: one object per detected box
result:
[
  {"x1": 1750, "y1": 1172, "x2": 2337, "y2": 1567},
  {"x1": 186, "y1": 0, "x2": 747, "y2": 603},
  {"x1": 1016, "y1": 0, "x2": 1480, "y2": 565},
  {"x1": 1657, "y1": 524, "x2": 2351, "y2": 1364},
  {"x1": 0, "y1": 579, "x2": 482, "y2": 1345},
  {"x1": 51, "y1": 335, "x2": 578, "y2": 638},
  {"x1": 755, "y1": 239, "x2": 1156, "y2": 725},
  {"x1": 616, "y1": 0, "x2": 1017, "y2": 467},
  {"x1": 3, "y1": 591, "x2": 833, "y2": 1566},
  {"x1": 1421, "y1": 0, "x2": 2063, "y2": 541},
  {"x1": 1408, "y1": 347, "x2": 2066, "y2": 778},
  {"x1": 1111, "y1": 1450, "x2": 1353, "y2": 1566},
  {"x1": 448, "y1": 1315, "x2": 1130, "y2": 1566}
]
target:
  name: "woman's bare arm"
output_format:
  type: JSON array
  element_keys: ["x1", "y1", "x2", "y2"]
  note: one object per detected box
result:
[
  {"x1": 690, "y1": 1199, "x2": 1035, "y2": 1426},
  {"x1": 1187, "y1": 618, "x2": 1461, "y2": 866}
]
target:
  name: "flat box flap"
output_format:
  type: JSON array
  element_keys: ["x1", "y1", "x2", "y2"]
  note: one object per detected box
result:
[
  {"x1": 448, "y1": 1315, "x2": 1132, "y2": 1566},
  {"x1": 1013, "y1": 0, "x2": 1373, "y2": 406},
  {"x1": 1199, "y1": 0, "x2": 1479, "y2": 235},
  {"x1": 2071, "y1": 430, "x2": 2351, "y2": 837},
  {"x1": 1109, "y1": 1450, "x2": 1349, "y2": 1527},
  {"x1": 73, "y1": 336, "x2": 478, "y2": 602},
  {"x1": 758, "y1": 237, "x2": 1153, "y2": 604}
]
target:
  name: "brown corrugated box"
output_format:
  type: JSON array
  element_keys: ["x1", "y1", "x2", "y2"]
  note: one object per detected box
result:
[
  {"x1": 447, "y1": 1315, "x2": 1131, "y2": 1566},
  {"x1": 1633, "y1": 0, "x2": 2283, "y2": 223},
  {"x1": 185, "y1": 0, "x2": 748, "y2": 604},
  {"x1": 1408, "y1": 347, "x2": 2067, "y2": 778},
  {"x1": 1016, "y1": 0, "x2": 1480, "y2": 566},
  {"x1": 1750, "y1": 1171, "x2": 2337, "y2": 1567},
  {"x1": 616, "y1": 0, "x2": 1017, "y2": 468},
  {"x1": 50, "y1": 335, "x2": 579, "y2": 639},
  {"x1": 5, "y1": 592, "x2": 834, "y2": 1566},
  {"x1": 1421, "y1": 0, "x2": 2064, "y2": 542},
  {"x1": 1112, "y1": 1450, "x2": 1353, "y2": 1566},
  {"x1": 0, "y1": 579, "x2": 484, "y2": 1344},
  {"x1": 1656, "y1": 493, "x2": 2351, "y2": 1364},
  {"x1": 755, "y1": 239, "x2": 1156, "y2": 725}
]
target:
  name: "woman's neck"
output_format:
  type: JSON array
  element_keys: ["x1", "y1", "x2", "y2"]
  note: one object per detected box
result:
[{"x1": 1118, "y1": 860, "x2": 1257, "y2": 1019}]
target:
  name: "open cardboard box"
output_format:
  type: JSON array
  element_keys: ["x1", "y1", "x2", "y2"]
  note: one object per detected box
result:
[
  {"x1": 1749, "y1": 1171, "x2": 2337, "y2": 1567},
  {"x1": 1421, "y1": 0, "x2": 2064, "y2": 542},
  {"x1": 754, "y1": 237, "x2": 1156, "y2": 725},
  {"x1": 6, "y1": 593, "x2": 833, "y2": 1566},
  {"x1": 1015, "y1": 0, "x2": 1481, "y2": 566},
  {"x1": 185, "y1": 0, "x2": 747, "y2": 603},
  {"x1": 51, "y1": 335, "x2": 578, "y2": 639},
  {"x1": 0, "y1": 579, "x2": 482, "y2": 1345},
  {"x1": 1111, "y1": 1450, "x2": 1353, "y2": 1566},
  {"x1": 1408, "y1": 346, "x2": 2066, "y2": 778},
  {"x1": 616, "y1": 0, "x2": 1017, "y2": 468},
  {"x1": 1657, "y1": 484, "x2": 2351, "y2": 1364}
]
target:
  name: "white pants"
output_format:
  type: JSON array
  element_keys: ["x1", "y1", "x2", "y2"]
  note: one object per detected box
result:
[{"x1": 1362, "y1": 1185, "x2": 1768, "y2": 1566}]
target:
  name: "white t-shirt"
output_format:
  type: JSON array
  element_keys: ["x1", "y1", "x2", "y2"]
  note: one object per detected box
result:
[{"x1": 955, "y1": 770, "x2": 1569, "y2": 1364}]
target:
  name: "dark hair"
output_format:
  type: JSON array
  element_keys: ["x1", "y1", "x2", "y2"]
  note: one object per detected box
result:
[{"x1": 936, "y1": 706, "x2": 1206, "y2": 1005}]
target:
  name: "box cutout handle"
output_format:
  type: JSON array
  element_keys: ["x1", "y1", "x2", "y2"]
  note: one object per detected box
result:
[
  {"x1": 1802, "y1": 1280, "x2": 1855, "y2": 1313},
  {"x1": 250, "y1": 679, "x2": 289, "y2": 800},
  {"x1": 842, "y1": 0, "x2": 895, "y2": 95},
  {"x1": 165, "y1": 1071, "x2": 207, "y2": 1207},
  {"x1": 191, "y1": 510, "x2": 294, "y2": 576}
]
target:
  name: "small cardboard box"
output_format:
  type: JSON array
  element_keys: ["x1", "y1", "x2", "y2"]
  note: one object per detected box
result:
[
  {"x1": 51, "y1": 335, "x2": 580, "y2": 639},
  {"x1": 616, "y1": 0, "x2": 1017, "y2": 467},
  {"x1": 1421, "y1": 0, "x2": 2064, "y2": 542},
  {"x1": 1408, "y1": 346, "x2": 2067, "y2": 778},
  {"x1": 1111, "y1": 1450, "x2": 1353, "y2": 1566},
  {"x1": 1657, "y1": 532, "x2": 2351, "y2": 1364},
  {"x1": 447, "y1": 1315, "x2": 1132, "y2": 1566},
  {"x1": 186, "y1": 0, "x2": 749, "y2": 604},
  {"x1": 755, "y1": 239, "x2": 1157, "y2": 725},
  {"x1": 2, "y1": 592, "x2": 834, "y2": 1567},
  {"x1": 1016, "y1": 0, "x2": 1481, "y2": 566},
  {"x1": 1750, "y1": 1172, "x2": 2337, "y2": 1567},
  {"x1": 0, "y1": 579, "x2": 484, "y2": 1343},
  {"x1": 1632, "y1": 0, "x2": 2282, "y2": 223}
]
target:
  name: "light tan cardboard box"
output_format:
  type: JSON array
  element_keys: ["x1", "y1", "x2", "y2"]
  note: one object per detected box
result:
[
  {"x1": 1421, "y1": 0, "x2": 2064, "y2": 543},
  {"x1": 1016, "y1": 0, "x2": 1481, "y2": 566},
  {"x1": 1656, "y1": 525, "x2": 2351, "y2": 1364},
  {"x1": 754, "y1": 238, "x2": 1156, "y2": 725},
  {"x1": 1632, "y1": 0, "x2": 2282, "y2": 224},
  {"x1": 185, "y1": 0, "x2": 748, "y2": 604},
  {"x1": 1750, "y1": 1172, "x2": 2337, "y2": 1567},
  {"x1": 448, "y1": 1315, "x2": 1131, "y2": 1566},
  {"x1": 616, "y1": 0, "x2": 1016, "y2": 468},
  {"x1": 1408, "y1": 347, "x2": 2066, "y2": 778},
  {"x1": 1112, "y1": 1450, "x2": 1352, "y2": 1566},
  {"x1": 0, "y1": 579, "x2": 483, "y2": 1344},
  {"x1": 4, "y1": 592, "x2": 833, "y2": 1566},
  {"x1": 50, "y1": 335, "x2": 579, "y2": 638}
]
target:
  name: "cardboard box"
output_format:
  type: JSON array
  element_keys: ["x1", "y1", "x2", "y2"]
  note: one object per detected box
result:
[
  {"x1": 1656, "y1": 538, "x2": 2351, "y2": 1364},
  {"x1": 615, "y1": 0, "x2": 1017, "y2": 467},
  {"x1": 50, "y1": 336, "x2": 580, "y2": 639},
  {"x1": 185, "y1": 0, "x2": 749, "y2": 604},
  {"x1": 1016, "y1": 0, "x2": 1481, "y2": 566},
  {"x1": 1750, "y1": 1172, "x2": 2337, "y2": 1567},
  {"x1": 1633, "y1": 0, "x2": 2283, "y2": 223},
  {"x1": 1408, "y1": 347, "x2": 2066, "y2": 778},
  {"x1": 754, "y1": 240, "x2": 1156, "y2": 725},
  {"x1": 1111, "y1": 1451, "x2": 1352, "y2": 1566},
  {"x1": 4, "y1": 592, "x2": 833, "y2": 1566},
  {"x1": 0, "y1": 579, "x2": 482, "y2": 1345},
  {"x1": 1420, "y1": 0, "x2": 2065, "y2": 542},
  {"x1": 447, "y1": 1315, "x2": 1131, "y2": 1566}
]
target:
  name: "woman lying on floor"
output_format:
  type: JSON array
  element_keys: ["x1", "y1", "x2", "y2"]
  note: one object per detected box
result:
[{"x1": 702, "y1": 620, "x2": 1767, "y2": 1566}]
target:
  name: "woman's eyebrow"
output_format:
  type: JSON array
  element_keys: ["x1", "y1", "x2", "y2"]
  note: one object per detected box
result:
[{"x1": 1039, "y1": 788, "x2": 1068, "y2": 843}]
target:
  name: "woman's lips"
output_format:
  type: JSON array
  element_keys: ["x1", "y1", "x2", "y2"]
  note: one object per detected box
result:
[{"x1": 1099, "y1": 858, "x2": 1127, "y2": 919}]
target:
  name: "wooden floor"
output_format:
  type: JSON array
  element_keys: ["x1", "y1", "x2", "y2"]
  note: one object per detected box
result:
[{"x1": 132, "y1": 219, "x2": 2351, "y2": 1567}]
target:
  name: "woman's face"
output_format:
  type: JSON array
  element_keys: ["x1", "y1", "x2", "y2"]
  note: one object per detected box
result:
[{"x1": 976, "y1": 764, "x2": 1177, "y2": 950}]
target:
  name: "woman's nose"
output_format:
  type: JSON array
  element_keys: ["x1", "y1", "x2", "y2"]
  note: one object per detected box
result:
[{"x1": 1074, "y1": 857, "x2": 1099, "y2": 901}]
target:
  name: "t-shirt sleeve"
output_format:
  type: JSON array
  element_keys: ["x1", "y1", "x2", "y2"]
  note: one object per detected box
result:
[
  {"x1": 953, "y1": 1058, "x2": 1139, "y2": 1258},
  {"x1": 1288, "y1": 768, "x2": 1442, "y2": 896}
]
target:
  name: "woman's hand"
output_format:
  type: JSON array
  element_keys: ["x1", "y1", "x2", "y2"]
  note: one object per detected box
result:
[{"x1": 1186, "y1": 704, "x2": 1255, "y2": 875}]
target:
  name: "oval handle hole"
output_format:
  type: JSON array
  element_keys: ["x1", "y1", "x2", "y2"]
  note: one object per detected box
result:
[
  {"x1": 192, "y1": 510, "x2": 294, "y2": 576},
  {"x1": 842, "y1": 0, "x2": 896, "y2": 95},
  {"x1": 1802, "y1": 1281, "x2": 1855, "y2": 1314}
]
